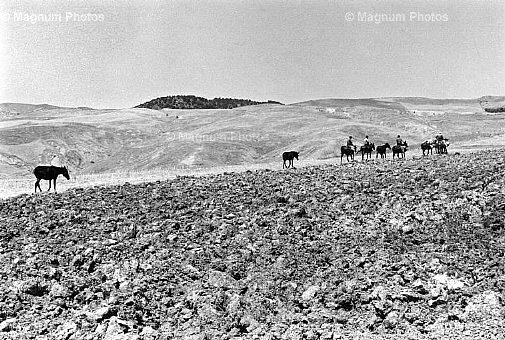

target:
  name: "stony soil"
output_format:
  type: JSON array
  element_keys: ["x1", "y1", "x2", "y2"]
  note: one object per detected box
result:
[{"x1": 1, "y1": 149, "x2": 505, "y2": 339}]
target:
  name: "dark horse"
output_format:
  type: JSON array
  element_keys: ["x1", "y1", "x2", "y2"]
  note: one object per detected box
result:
[
  {"x1": 392, "y1": 141, "x2": 408, "y2": 159},
  {"x1": 34, "y1": 166, "x2": 70, "y2": 193},
  {"x1": 282, "y1": 151, "x2": 299, "y2": 169},
  {"x1": 376, "y1": 143, "x2": 391, "y2": 159},
  {"x1": 421, "y1": 141, "x2": 433, "y2": 156},
  {"x1": 359, "y1": 143, "x2": 375, "y2": 161},
  {"x1": 341, "y1": 145, "x2": 356, "y2": 163}
]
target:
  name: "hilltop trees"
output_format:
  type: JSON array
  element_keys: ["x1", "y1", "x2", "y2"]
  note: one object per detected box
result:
[{"x1": 135, "y1": 95, "x2": 282, "y2": 110}]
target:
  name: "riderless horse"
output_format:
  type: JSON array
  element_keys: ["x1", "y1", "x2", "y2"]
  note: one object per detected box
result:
[
  {"x1": 34, "y1": 166, "x2": 70, "y2": 193},
  {"x1": 392, "y1": 141, "x2": 408, "y2": 159},
  {"x1": 376, "y1": 143, "x2": 391, "y2": 159},
  {"x1": 359, "y1": 143, "x2": 375, "y2": 161},
  {"x1": 282, "y1": 151, "x2": 299, "y2": 169}
]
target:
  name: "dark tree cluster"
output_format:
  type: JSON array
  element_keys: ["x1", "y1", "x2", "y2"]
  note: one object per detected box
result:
[
  {"x1": 484, "y1": 107, "x2": 505, "y2": 113},
  {"x1": 135, "y1": 95, "x2": 283, "y2": 110}
]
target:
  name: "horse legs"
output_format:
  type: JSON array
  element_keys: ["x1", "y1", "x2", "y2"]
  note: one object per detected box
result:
[
  {"x1": 53, "y1": 179, "x2": 57, "y2": 192},
  {"x1": 48, "y1": 180, "x2": 52, "y2": 191},
  {"x1": 283, "y1": 160, "x2": 286, "y2": 169},
  {"x1": 35, "y1": 179, "x2": 41, "y2": 193}
]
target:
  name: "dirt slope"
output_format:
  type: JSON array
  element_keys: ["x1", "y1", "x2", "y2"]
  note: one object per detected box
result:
[{"x1": 1, "y1": 149, "x2": 504, "y2": 339}]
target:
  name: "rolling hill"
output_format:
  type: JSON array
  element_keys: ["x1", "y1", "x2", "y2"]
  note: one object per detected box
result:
[{"x1": 1, "y1": 97, "x2": 505, "y2": 182}]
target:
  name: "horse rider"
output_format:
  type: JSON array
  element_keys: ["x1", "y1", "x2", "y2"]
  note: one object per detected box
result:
[
  {"x1": 346, "y1": 136, "x2": 354, "y2": 150},
  {"x1": 396, "y1": 135, "x2": 403, "y2": 146},
  {"x1": 363, "y1": 135, "x2": 370, "y2": 146},
  {"x1": 435, "y1": 134, "x2": 447, "y2": 147}
]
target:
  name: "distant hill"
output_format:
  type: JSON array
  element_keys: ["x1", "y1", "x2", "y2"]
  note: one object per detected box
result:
[
  {"x1": 1, "y1": 96, "x2": 505, "y2": 180},
  {"x1": 479, "y1": 96, "x2": 505, "y2": 113},
  {"x1": 297, "y1": 96, "x2": 505, "y2": 115},
  {"x1": 135, "y1": 95, "x2": 283, "y2": 110},
  {"x1": 0, "y1": 103, "x2": 94, "y2": 118}
]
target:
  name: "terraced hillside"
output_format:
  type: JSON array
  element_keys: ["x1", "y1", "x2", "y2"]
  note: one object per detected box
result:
[{"x1": 1, "y1": 149, "x2": 504, "y2": 339}]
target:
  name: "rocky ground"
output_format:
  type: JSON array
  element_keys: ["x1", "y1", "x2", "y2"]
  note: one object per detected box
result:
[{"x1": 1, "y1": 149, "x2": 505, "y2": 339}]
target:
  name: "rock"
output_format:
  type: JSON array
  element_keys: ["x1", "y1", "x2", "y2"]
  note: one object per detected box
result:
[
  {"x1": 433, "y1": 273, "x2": 465, "y2": 290},
  {"x1": 50, "y1": 283, "x2": 72, "y2": 298},
  {"x1": 207, "y1": 270, "x2": 237, "y2": 289},
  {"x1": 54, "y1": 321, "x2": 77, "y2": 339},
  {"x1": 20, "y1": 279, "x2": 49, "y2": 296},
  {"x1": 370, "y1": 285, "x2": 388, "y2": 301},
  {"x1": 412, "y1": 279, "x2": 429, "y2": 294},
  {"x1": 302, "y1": 285, "x2": 319, "y2": 301},
  {"x1": 399, "y1": 290, "x2": 422, "y2": 302},
  {"x1": 446, "y1": 278, "x2": 465, "y2": 291},
  {"x1": 87, "y1": 306, "x2": 117, "y2": 322},
  {"x1": 404, "y1": 306, "x2": 421, "y2": 323},
  {"x1": 383, "y1": 311, "x2": 400, "y2": 329},
  {"x1": 463, "y1": 290, "x2": 504, "y2": 320},
  {"x1": 0, "y1": 318, "x2": 16, "y2": 332},
  {"x1": 103, "y1": 317, "x2": 135, "y2": 340},
  {"x1": 139, "y1": 326, "x2": 159, "y2": 340},
  {"x1": 373, "y1": 300, "x2": 391, "y2": 318},
  {"x1": 402, "y1": 224, "x2": 414, "y2": 234},
  {"x1": 430, "y1": 286, "x2": 442, "y2": 299},
  {"x1": 227, "y1": 293, "x2": 241, "y2": 313}
]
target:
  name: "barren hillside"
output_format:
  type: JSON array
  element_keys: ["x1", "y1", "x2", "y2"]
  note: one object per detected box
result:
[{"x1": 1, "y1": 98, "x2": 505, "y2": 182}]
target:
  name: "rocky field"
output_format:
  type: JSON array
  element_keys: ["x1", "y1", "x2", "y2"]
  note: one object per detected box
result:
[{"x1": 1, "y1": 150, "x2": 505, "y2": 339}]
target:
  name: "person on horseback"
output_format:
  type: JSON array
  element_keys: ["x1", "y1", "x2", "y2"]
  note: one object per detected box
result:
[
  {"x1": 396, "y1": 135, "x2": 403, "y2": 146},
  {"x1": 347, "y1": 136, "x2": 354, "y2": 149},
  {"x1": 363, "y1": 135, "x2": 370, "y2": 146}
]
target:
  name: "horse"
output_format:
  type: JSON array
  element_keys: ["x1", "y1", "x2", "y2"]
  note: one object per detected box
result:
[
  {"x1": 376, "y1": 143, "x2": 391, "y2": 159},
  {"x1": 34, "y1": 166, "x2": 70, "y2": 193},
  {"x1": 359, "y1": 143, "x2": 375, "y2": 161},
  {"x1": 433, "y1": 138, "x2": 449, "y2": 154},
  {"x1": 282, "y1": 151, "x2": 299, "y2": 169},
  {"x1": 341, "y1": 145, "x2": 356, "y2": 163},
  {"x1": 421, "y1": 141, "x2": 433, "y2": 156},
  {"x1": 392, "y1": 141, "x2": 408, "y2": 159},
  {"x1": 437, "y1": 140, "x2": 449, "y2": 154}
]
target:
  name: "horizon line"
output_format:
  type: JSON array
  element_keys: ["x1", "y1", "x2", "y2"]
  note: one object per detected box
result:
[{"x1": 1, "y1": 94, "x2": 505, "y2": 110}]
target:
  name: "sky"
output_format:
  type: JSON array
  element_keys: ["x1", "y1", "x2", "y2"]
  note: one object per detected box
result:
[{"x1": 0, "y1": 0, "x2": 504, "y2": 109}]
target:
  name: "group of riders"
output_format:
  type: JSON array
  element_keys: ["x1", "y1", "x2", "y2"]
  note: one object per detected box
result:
[
  {"x1": 344, "y1": 134, "x2": 406, "y2": 149},
  {"x1": 422, "y1": 134, "x2": 450, "y2": 154},
  {"x1": 342, "y1": 133, "x2": 449, "y2": 158}
]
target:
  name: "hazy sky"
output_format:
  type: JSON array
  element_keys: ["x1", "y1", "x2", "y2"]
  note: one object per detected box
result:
[{"x1": 0, "y1": 0, "x2": 504, "y2": 108}]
